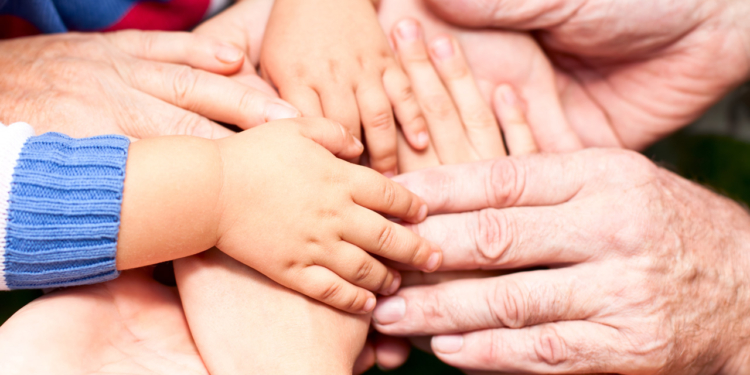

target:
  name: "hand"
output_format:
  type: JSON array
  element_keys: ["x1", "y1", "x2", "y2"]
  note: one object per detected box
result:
[
  {"x1": 0, "y1": 268, "x2": 208, "y2": 375},
  {"x1": 261, "y1": 0, "x2": 429, "y2": 175},
  {"x1": 372, "y1": 149, "x2": 750, "y2": 373},
  {"x1": 0, "y1": 30, "x2": 298, "y2": 140},
  {"x1": 424, "y1": 0, "x2": 750, "y2": 150},
  {"x1": 380, "y1": 0, "x2": 585, "y2": 153},
  {"x1": 391, "y1": 18, "x2": 538, "y2": 174}
]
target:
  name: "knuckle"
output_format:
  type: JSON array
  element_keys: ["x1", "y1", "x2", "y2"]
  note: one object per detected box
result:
[
  {"x1": 489, "y1": 281, "x2": 528, "y2": 328},
  {"x1": 462, "y1": 108, "x2": 498, "y2": 129},
  {"x1": 319, "y1": 281, "x2": 344, "y2": 302},
  {"x1": 421, "y1": 95, "x2": 455, "y2": 118},
  {"x1": 533, "y1": 325, "x2": 568, "y2": 366},
  {"x1": 381, "y1": 182, "x2": 398, "y2": 210},
  {"x1": 487, "y1": 158, "x2": 526, "y2": 207},
  {"x1": 443, "y1": 61, "x2": 471, "y2": 81},
  {"x1": 171, "y1": 66, "x2": 199, "y2": 105},
  {"x1": 377, "y1": 224, "x2": 396, "y2": 252},
  {"x1": 354, "y1": 260, "x2": 375, "y2": 283},
  {"x1": 173, "y1": 113, "x2": 213, "y2": 137},
  {"x1": 474, "y1": 209, "x2": 514, "y2": 264},
  {"x1": 366, "y1": 110, "x2": 394, "y2": 131},
  {"x1": 476, "y1": 330, "x2": 504, "y2": 365}
]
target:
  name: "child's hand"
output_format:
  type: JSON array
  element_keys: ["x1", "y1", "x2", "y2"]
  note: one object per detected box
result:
[
  {"x1": 215, "y1": 118, "x2": 441, "y2": 313},
  {"x1": 261, "y1": 0, "x2": 429, "y2": 176}
]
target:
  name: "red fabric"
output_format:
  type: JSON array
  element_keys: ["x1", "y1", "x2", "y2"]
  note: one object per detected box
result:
[
  {"x1": 0, "y1": 15, "x2": 41, "y2": 39},
  {"x1": 103, "y1": 0, "x2": 210, "y2": 32}
]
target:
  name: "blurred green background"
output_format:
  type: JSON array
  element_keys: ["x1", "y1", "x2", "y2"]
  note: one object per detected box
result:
[{"x1": 2, "y1": 85, "x2": 750, "y2": 374}]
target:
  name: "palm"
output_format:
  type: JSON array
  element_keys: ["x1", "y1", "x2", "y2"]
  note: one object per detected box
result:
[{"x1": 0, "y1": 269, "x2": 208, "y2": 375}]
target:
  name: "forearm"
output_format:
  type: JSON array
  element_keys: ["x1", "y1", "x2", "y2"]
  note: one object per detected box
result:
[{"x1": 116, "y1": 136, "x2": 223, "y2": 270}]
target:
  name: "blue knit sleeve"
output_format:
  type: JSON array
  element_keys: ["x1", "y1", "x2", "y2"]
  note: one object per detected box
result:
[{"x1": 2, "y1": 132, "x2": 130, "y2": 289}]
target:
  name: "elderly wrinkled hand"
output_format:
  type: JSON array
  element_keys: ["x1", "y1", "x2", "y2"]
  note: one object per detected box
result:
[
  {"x1": 0, "y1": 30, "x2": 298, "y2": 140},
  {"x1": 425, "y1": 0, "x2": 750, "y2": 150},
  {"x1": 373, "y1": 149, "x2": 750, "y2": 374}
]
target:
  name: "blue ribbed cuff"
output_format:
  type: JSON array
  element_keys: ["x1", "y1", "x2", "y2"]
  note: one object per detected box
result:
[{"x1": 3, "y1": 132, "x2": 129, "y2": 289}]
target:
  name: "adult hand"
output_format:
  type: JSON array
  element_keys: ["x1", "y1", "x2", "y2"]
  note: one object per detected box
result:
[
  {"x1": 423, "y1": 0, "x2": 750, "y2": 150},
  {"x1": 379, "y1": 0, "x2": 585, "y2": 153},
  {"x1": 0, "y1": 30, "x2": 298, "y2": 140},
  {"x1": 0, "y1": 268, "x2": 208, "y2": 375},
  {"x1": 373, "y1": 149, "x2": 750, "y2": 373}
]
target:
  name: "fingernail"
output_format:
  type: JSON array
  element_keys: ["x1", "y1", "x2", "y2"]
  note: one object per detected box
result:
[
  {"x1": 353, "y1": 136, "x2": 364, "y2": 150},
  {"x1": 397, "y1": 19, "x2": 420, "y2": 41},
  {"x1": 265, "y1": 103, "x2": 300, "y2": 121},
  {"x1": 215, "y1": 44, "x2": 243, "y2": 64},
  {"x1": 417, "y1": 131, "x2": 429, "y2": 148},
  {"x1": 417, "y1": 204, "x2": 428, "y2": 221},
  {"x1": 430, "y1": 36, "x2": 454, "y2": 60},
  {"x1": 500, "y1": 85, "x2": 518, "y2": 107},
  {"x1": 387, "y1": 273, "x2": 401, "y2": 295},
  {"x1": 372, "y1": 296, "x2": 406, "y2": 325},
  {"x1": 425, "y1": 252, "x2": 440, "y2": 271},
  {"x1": 363, "y1": 297, "x2": 377, "y2": 313},
  {"x1": 432, "y1": 335, "x2": 463, "y2": 354},
  {"x1": 383, "y1": 170, "x2": 396, "y2": 178}
]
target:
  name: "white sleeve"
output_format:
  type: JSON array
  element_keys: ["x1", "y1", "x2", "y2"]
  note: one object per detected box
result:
[{"x1": 0, "y1": 122, "x2": 36, "y2": 290}]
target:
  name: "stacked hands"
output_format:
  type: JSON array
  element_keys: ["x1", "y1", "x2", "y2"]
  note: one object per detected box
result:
[{"x1": 1, "y1": 0, "x2": 750, "y2": 374}]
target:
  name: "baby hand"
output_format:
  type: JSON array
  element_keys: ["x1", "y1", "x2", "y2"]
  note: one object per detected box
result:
[
  {"x1": 215, "y1": 118, "x2": 441, "y2": 314},
  {"x1": 261, "y1": 0, "x2": 429, "y2": 176}
]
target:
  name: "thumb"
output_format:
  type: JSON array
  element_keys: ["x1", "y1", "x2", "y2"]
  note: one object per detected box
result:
[
  {"x1": 425, "y1": 0, "x2": 583, "y2": 29},
  {"x1": 291, "y1": 118, "x2": 365, "y2": 160}
]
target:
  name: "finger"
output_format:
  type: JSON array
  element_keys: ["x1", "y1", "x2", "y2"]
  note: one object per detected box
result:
[
  {"x1": 393, "y1": 19, "x2": 474, "y2": 164},
  {"x1": 401, "y1": 270, "x2": 509, "y2": 287},
  {"x1": 392, "y1": 152, "x2": 592, "y2": 214},
  {"x1": 292, "y1": 118, "x2": 365, "y2": 160},
  {"x1": 373, "y1": 334, "x2": 411, "y2": 370},
  {"x1": 322, "y1": 242, "x2": 401, "y2": 295},
  {"x1": 397, "y1": 130, "x2": 440, "y2": 174},
  {"x1": 350, "y1": 166, "x2": 427, "y2": 222},
  {"x1": 432, "y1": 321, "x2": 623, "y2": 373},
  {"x1": 280, "y1": 86, "x2": 325, "y2": 118},
  {"x1": 373, "y1": 268, "x2": 600, "y2": 335},
  {"x1": 122, "y1": 61, "x2": 300, "y2": 128},
  {"x1": 494, "y1": 85, "x2": 539, "y2": 155},
  {"x1": 412, "y1": 204, "x2": 594, "y2": 270},
  {"x1": 321, "y1": 89, "x2": 362, "y2": 140},
  {"x1": 383, "y1": 65, "x2": 429, "y2": 151},
  {"x1": 428, "y1": 35, "x2": 506, "y2": 158},
  {"x1": 356, "y1": 81, "x2": 398, "y2": 175},
  {"x1": 129, "y1": 89, "x2": 235, "y2": 139},
  {"x1": 425, "y1": 0, "x2": 579, "y2": 30},
  {"x1": 341, "y1": 207, "x2": 441, "y2": 272},
  {"x1": 293, "y1": 265, "x2": 377, "y2": 314},
  {"x1": 105, "y1": 30, "x2": 244, "y2": 75}
]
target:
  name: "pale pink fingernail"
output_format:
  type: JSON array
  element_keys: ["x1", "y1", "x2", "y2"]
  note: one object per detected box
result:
[
  {"x1": 363, "y1": 297, "x2": 377, "y2": 313},
  {"x1": 417, "y1": 131, "x2": 429, "y2": 147},
  {"x1": 417, "y1": 204, "x2": 428, "y2": 221},
  {"x1": 500, "y1": 85, "x2": 519, "y2": 107},
  {"x1": 383, "y1": 170, "x2": 396, "y2": 178},
  {"x1": 387, "y1": 273, "x2": 401, "y2": 295},
  {"x1": 430, "y1": 36, "x2": 454, "y2": 60},
  {"x1": 215, "y1": 44, "x2": 243, "y2": 63},
  {"x1": 397, "y1": 19, "x2": 420, "y2": 41},
  {"x1": 266, "y1": 103, "x2": 300, "y2": 121},
  {"x1": 353, "y1": 136, "x2": 364, "y2": 150},
  {"x1": 372, "y1": 296, "x2": 405, "y2": 324},
  {"x1": 425, "y1": 252, "x2": 440, "y2": 271},
  {"x1": 433, "y1": 335, "x2": 464, "y2": 354}
]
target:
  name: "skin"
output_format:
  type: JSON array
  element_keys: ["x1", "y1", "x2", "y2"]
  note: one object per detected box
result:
[
  {"x1": 373, "y1": 149, "x2": 750, "y2": 374},
  {"x1": 117, "y1": 118, "x2": 443, "y2": 314},
  {"x1": 261, "y1": 0, "x2": 430, "y2": 175},
  {"x1": 424, "y1": 0, "x2": 750, "y2": 150},
  {"x1": 0, "y1": 30, "x2": 299, "y2": 140}
]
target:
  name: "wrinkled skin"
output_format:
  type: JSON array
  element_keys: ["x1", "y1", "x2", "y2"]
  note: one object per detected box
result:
[
  {"x1": 0, "y1": 268, "x2": 209, "y2": 375},
  {"x1": 373, "y1": 149, "x2": 750, "y2": 374},
  {"x1": 423, "y1": 0, "x2": 750, "y2": 149}
]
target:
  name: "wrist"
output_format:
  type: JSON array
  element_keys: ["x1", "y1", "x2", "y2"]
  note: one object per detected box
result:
[{"x1": 117, "y1": 136, "x2": 224, "y2": 269}]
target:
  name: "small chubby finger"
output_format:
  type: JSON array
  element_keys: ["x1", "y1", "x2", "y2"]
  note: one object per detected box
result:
[
  {"x1": 105, "y1": 30, "x2": 244, "y2": 74},
  {"x1": 322, "y1": 242, "x2": 401, "y2": 295},
  {"x1": 356, "y1": 81, "x2": 398, "y2": 175},
  {"x1": 295, "y1": 265, "x2": 377, "y2": 314},
  {"x1": 494, "y1": 85, "x2": 538, "y2": 155},
  {"x1": 292, "y1": 118, "x2": 365, "y2": 160},
  {"x1": 280, "y1": 85, "x2": 324, "y2": 118},
  {"x1": 342, "y1": 207, "x2": 441, "y2": 272},
  {"x1": 321, "y1": 89, "x2": 362, "y2": 141},
  {"x1": 350, "y1": 166, "x2": 427, "y2": 222},
  {"x1": 429, "y1": 35, "x2": 505, "y2": 159},
  {"x1": 432, "y1": 321, "x2": 622, "y2": 373},
  {"x1": 383, "y1": 65, "x2": 429, "y2": 151}
]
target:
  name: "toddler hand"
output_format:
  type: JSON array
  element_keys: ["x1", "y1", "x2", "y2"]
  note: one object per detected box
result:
[
  {"x1": 215, "y1": 118, "x2": 441, "y2": 313},
  {"x1": 261, "y1": 0, "x2": 429, "y2": 176}
]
